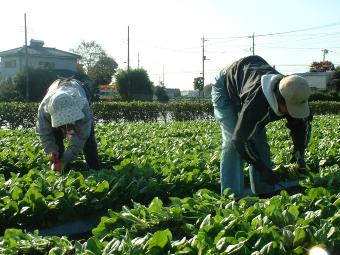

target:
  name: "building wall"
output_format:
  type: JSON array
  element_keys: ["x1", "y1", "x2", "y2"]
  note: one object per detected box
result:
[
  {"x1": 0, "y1": 55, "x2": 78, "y2": 80},
  {"x1": 165, "y1": 88, "x2": 181, "y2": 98},
  {"x1": 297, "y1": 72, "x2": 334, "y2": 91},
  {"x1": 0, "y1": 56, "x2": 22, "y2": 80},
  {"x1": 305, "y1": 76, "x2": 328, "y2": 90},
  {"x1": 181, "y1": 90, "x2": 199, "y2": 97},
  {"x1": 28, "y1": 56, "x2": 77, "y2": 71}
]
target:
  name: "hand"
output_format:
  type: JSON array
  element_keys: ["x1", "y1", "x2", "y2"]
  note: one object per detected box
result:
[
  {"x1": 290, "y1": 150, "x2": 307, "y2": 174},
  {"x1": 48, "y1": 151, "x2": 59, "y2": 164},
  {"x1": 51, "y1": 160, "x2": 64, "y2": 173}
]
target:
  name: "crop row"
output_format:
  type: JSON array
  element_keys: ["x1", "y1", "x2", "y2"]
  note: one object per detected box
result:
[
  {"x1": 0, "y1": 115, "x2": 339, "y2": 253},
  {"x1": 1, "y1": 185, "x2": 339, "y2": 254},
  {"x1": 0, "y1": 116, "x2": 339, "y2": 228},
  {"x1": 1, "y1": 116, "x2": 339, "y2": 177}
]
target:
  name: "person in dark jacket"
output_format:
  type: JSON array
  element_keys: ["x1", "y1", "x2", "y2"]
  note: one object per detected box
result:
[
  {"x1": 36, "y1": 77, "x2": 100, "y2": 172},
  {"x1": 212, "y1": 55, "x2": 312, "y2": 198}
]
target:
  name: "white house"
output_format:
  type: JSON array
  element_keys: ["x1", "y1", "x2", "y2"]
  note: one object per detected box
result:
[
  {"x1": 181, "y1": 90, "x2": 199, "y2": 97},
  {"x1": 165, "y1": 88, "x2": 181, "y2": 98},
  {"x1": 0, "y1": 39, "x2": 80, "y2": 80},
  {"x1": 296, "y1": 72, "x2": 334, "y2": 91}
]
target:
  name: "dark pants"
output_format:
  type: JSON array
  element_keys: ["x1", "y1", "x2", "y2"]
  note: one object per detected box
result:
[{"x1": 53, "y1": 123, "x2": 100, "y2": 170}]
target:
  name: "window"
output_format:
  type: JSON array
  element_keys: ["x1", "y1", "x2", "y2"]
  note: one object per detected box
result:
[
  {"x1": 38, "y1": 61, "x2": 55, "y2": 69},
  {"x1": 4, "y1": 60, "x2": 16, "y2": 68}
]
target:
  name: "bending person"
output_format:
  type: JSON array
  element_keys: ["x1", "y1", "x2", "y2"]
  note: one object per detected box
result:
[
  {"x1": 36, "y1": 77, "x2": 100, "y2": 172},
  {"x1": 212, "y1": 55, "x2": 312, "y2": 198}
]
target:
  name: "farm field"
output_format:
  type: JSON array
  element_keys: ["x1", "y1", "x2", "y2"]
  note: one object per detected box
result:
[{"x1": 0, "y1": 115, "x2": 339, "y2": 254}]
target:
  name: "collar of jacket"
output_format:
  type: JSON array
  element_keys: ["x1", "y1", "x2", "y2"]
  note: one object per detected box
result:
[{"x1": 261, "y1": 74, "x2": 284, "y2": 116}]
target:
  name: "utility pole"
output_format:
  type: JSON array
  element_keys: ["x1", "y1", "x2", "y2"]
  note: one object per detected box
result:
[
  {"x1": 202, "y1": 36, "x2": 208, "y2": 99},
  {"x1": 162, "y1": 67, "x2": 165, "y2": 87},
  {"x1": 24, "y1": 13, "x2": 29, "y2": 102},
  {"x1": 322, "y1": 49, "x2": 329, "y2": 61},
  {"x1": 127, "y1": 26, "x2": 130, "y2": 71},
  {"x1": 137, "y1": 52, "x2": 140, "y2": 68},
  {"x1": 127, "y1": 26, "x2": 130, "y2": 99},
  {"x1": 250, "y1": 33, "x2": 255, "y2": 55}
]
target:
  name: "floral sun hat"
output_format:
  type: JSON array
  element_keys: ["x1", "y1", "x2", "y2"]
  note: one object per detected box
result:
[{"x1": 48, "y1": 90, "x2": 86, "y2": 127}]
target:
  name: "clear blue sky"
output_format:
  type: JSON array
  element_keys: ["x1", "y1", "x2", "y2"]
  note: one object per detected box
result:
[{"x1": 1, "y1": 0, "x2": 340, "y2": 90}]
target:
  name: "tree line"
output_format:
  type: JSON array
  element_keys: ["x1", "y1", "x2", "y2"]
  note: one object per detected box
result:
[
  {"x1": 0, "y1": 41, "x2": 170, "y2": 103},
  {"x1": 0, "y1": 40, "x2": 339, "y2": 102}
]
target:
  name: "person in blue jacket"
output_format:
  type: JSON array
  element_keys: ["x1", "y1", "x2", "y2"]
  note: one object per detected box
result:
[{"x1": 212, "y1": 55, "x2": 312, "y2": 198}]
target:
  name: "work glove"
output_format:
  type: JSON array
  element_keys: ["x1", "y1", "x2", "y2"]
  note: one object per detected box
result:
[
  {"x1": 48, "y1": 151, "x2": 59, "y2": 164},
  {"x1": 290, "y1": 150, "x2": 307, "y2": 175},
  {"x1": 51, "y1": 160, "x2": 64, "y2": 173},
  {"x1": 48, "y1": 151, "x2": 64, "y2": 173}
]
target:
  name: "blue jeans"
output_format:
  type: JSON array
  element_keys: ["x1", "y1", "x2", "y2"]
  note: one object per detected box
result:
[{"x1": 212, "y1": 73, "x2": 274, "y2": 198}]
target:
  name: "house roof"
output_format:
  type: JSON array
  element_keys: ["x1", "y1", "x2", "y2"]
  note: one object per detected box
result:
[{"x1": 0, "y1": 45, "x2": 80, "y2": 59}]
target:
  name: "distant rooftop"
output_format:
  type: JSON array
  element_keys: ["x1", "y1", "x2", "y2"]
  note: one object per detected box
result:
[{"x1": 0, "y1": 39, "x2": 80, "y2": 59}]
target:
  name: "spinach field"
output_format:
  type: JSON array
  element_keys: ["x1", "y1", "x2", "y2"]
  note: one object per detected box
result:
[{"x1": 0, "y1": 115, "x2": 339, "y2": 254}]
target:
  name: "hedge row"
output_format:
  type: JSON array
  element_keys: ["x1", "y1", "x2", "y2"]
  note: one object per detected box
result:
[
  {"x1": 309, "y1": 91, "x2": 340, "y2": 102},
  {"x1": 0, "y1": 101, "x2": 339, "y2": 129}
]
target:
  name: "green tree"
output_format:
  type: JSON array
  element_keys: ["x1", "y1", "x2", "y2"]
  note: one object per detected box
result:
[
  {"x1": 71, "y1": 41, "x2": 106, "y2": 74},
  {"x1": 71, "y1": 41, "x2": 118, "y2": 100},
  {"x1": 89, "y1": 55, "x2": 118, "y2": 84},
  {"x1": 71, "y1": 41, "x2": 118, "y2": 82},
  {"x1": 193, "y1": 77, "x2": 204, "y2": 96},
  {"x1": 115, "y1": 68, "x2": 154, "y2": 101},
  {"x1": 14, "y1": 67, "x2": 56, "y2": 102},
  {"x1": 0, "y1": 78, "x2": 22, "y2": 101},
  {"x1": 203, "y1": 83, "x2": 213, "y2": 98},
  {"x1": 13, "y1": 68, "x2": 98, "y2": 102},
  {"x1": 154, "y1": 85, "x2": 169, "y2": 102},
  {"x1": 330, "y1": 66, "x2": 340, "y2": 92},
  {"x1": 309, "y1": 61, "x2": 335, "y2": 72}
]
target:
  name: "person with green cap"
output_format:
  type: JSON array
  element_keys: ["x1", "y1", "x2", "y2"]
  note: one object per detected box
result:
[
  {"x1": 212, "y1": 55, "x2": 312, "y2": 198},
  {"x1": 36, "y1": 77, "x2": 100, "y2": 172}
]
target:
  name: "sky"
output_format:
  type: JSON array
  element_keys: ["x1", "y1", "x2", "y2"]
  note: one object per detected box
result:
[{"x1": 1, "y1": 0, "x2": 340, "y2": 90}]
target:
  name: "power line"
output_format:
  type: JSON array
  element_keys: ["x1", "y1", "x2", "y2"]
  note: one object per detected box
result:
[
  {"x1": 142, "y1": 22, "x2": 340, "y2": 86},
  {"x1": 254, "y1": 32, "x2": 340, "y2": 47},
  {"x1": 134, "y1": 40, "x2": 200, "y2": 54},
  {"x1": 255, "y1": 22, "x2": 340, "y2": 37},
  {"x1": 205, "y1": 22, "x2": 340, "y2": 51},
  {"x1": 208, "y1": 35, "x2": 250, "y2": 40},
  {"x1": 209, "y1": 22, "x2": 340, "y2": 40},
  {"x1": 256, "y1": 46, "x2": 337, "y2": 50},
  {"x1": 120, "y1": 23, "x2": 340, "y2": 57}
]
